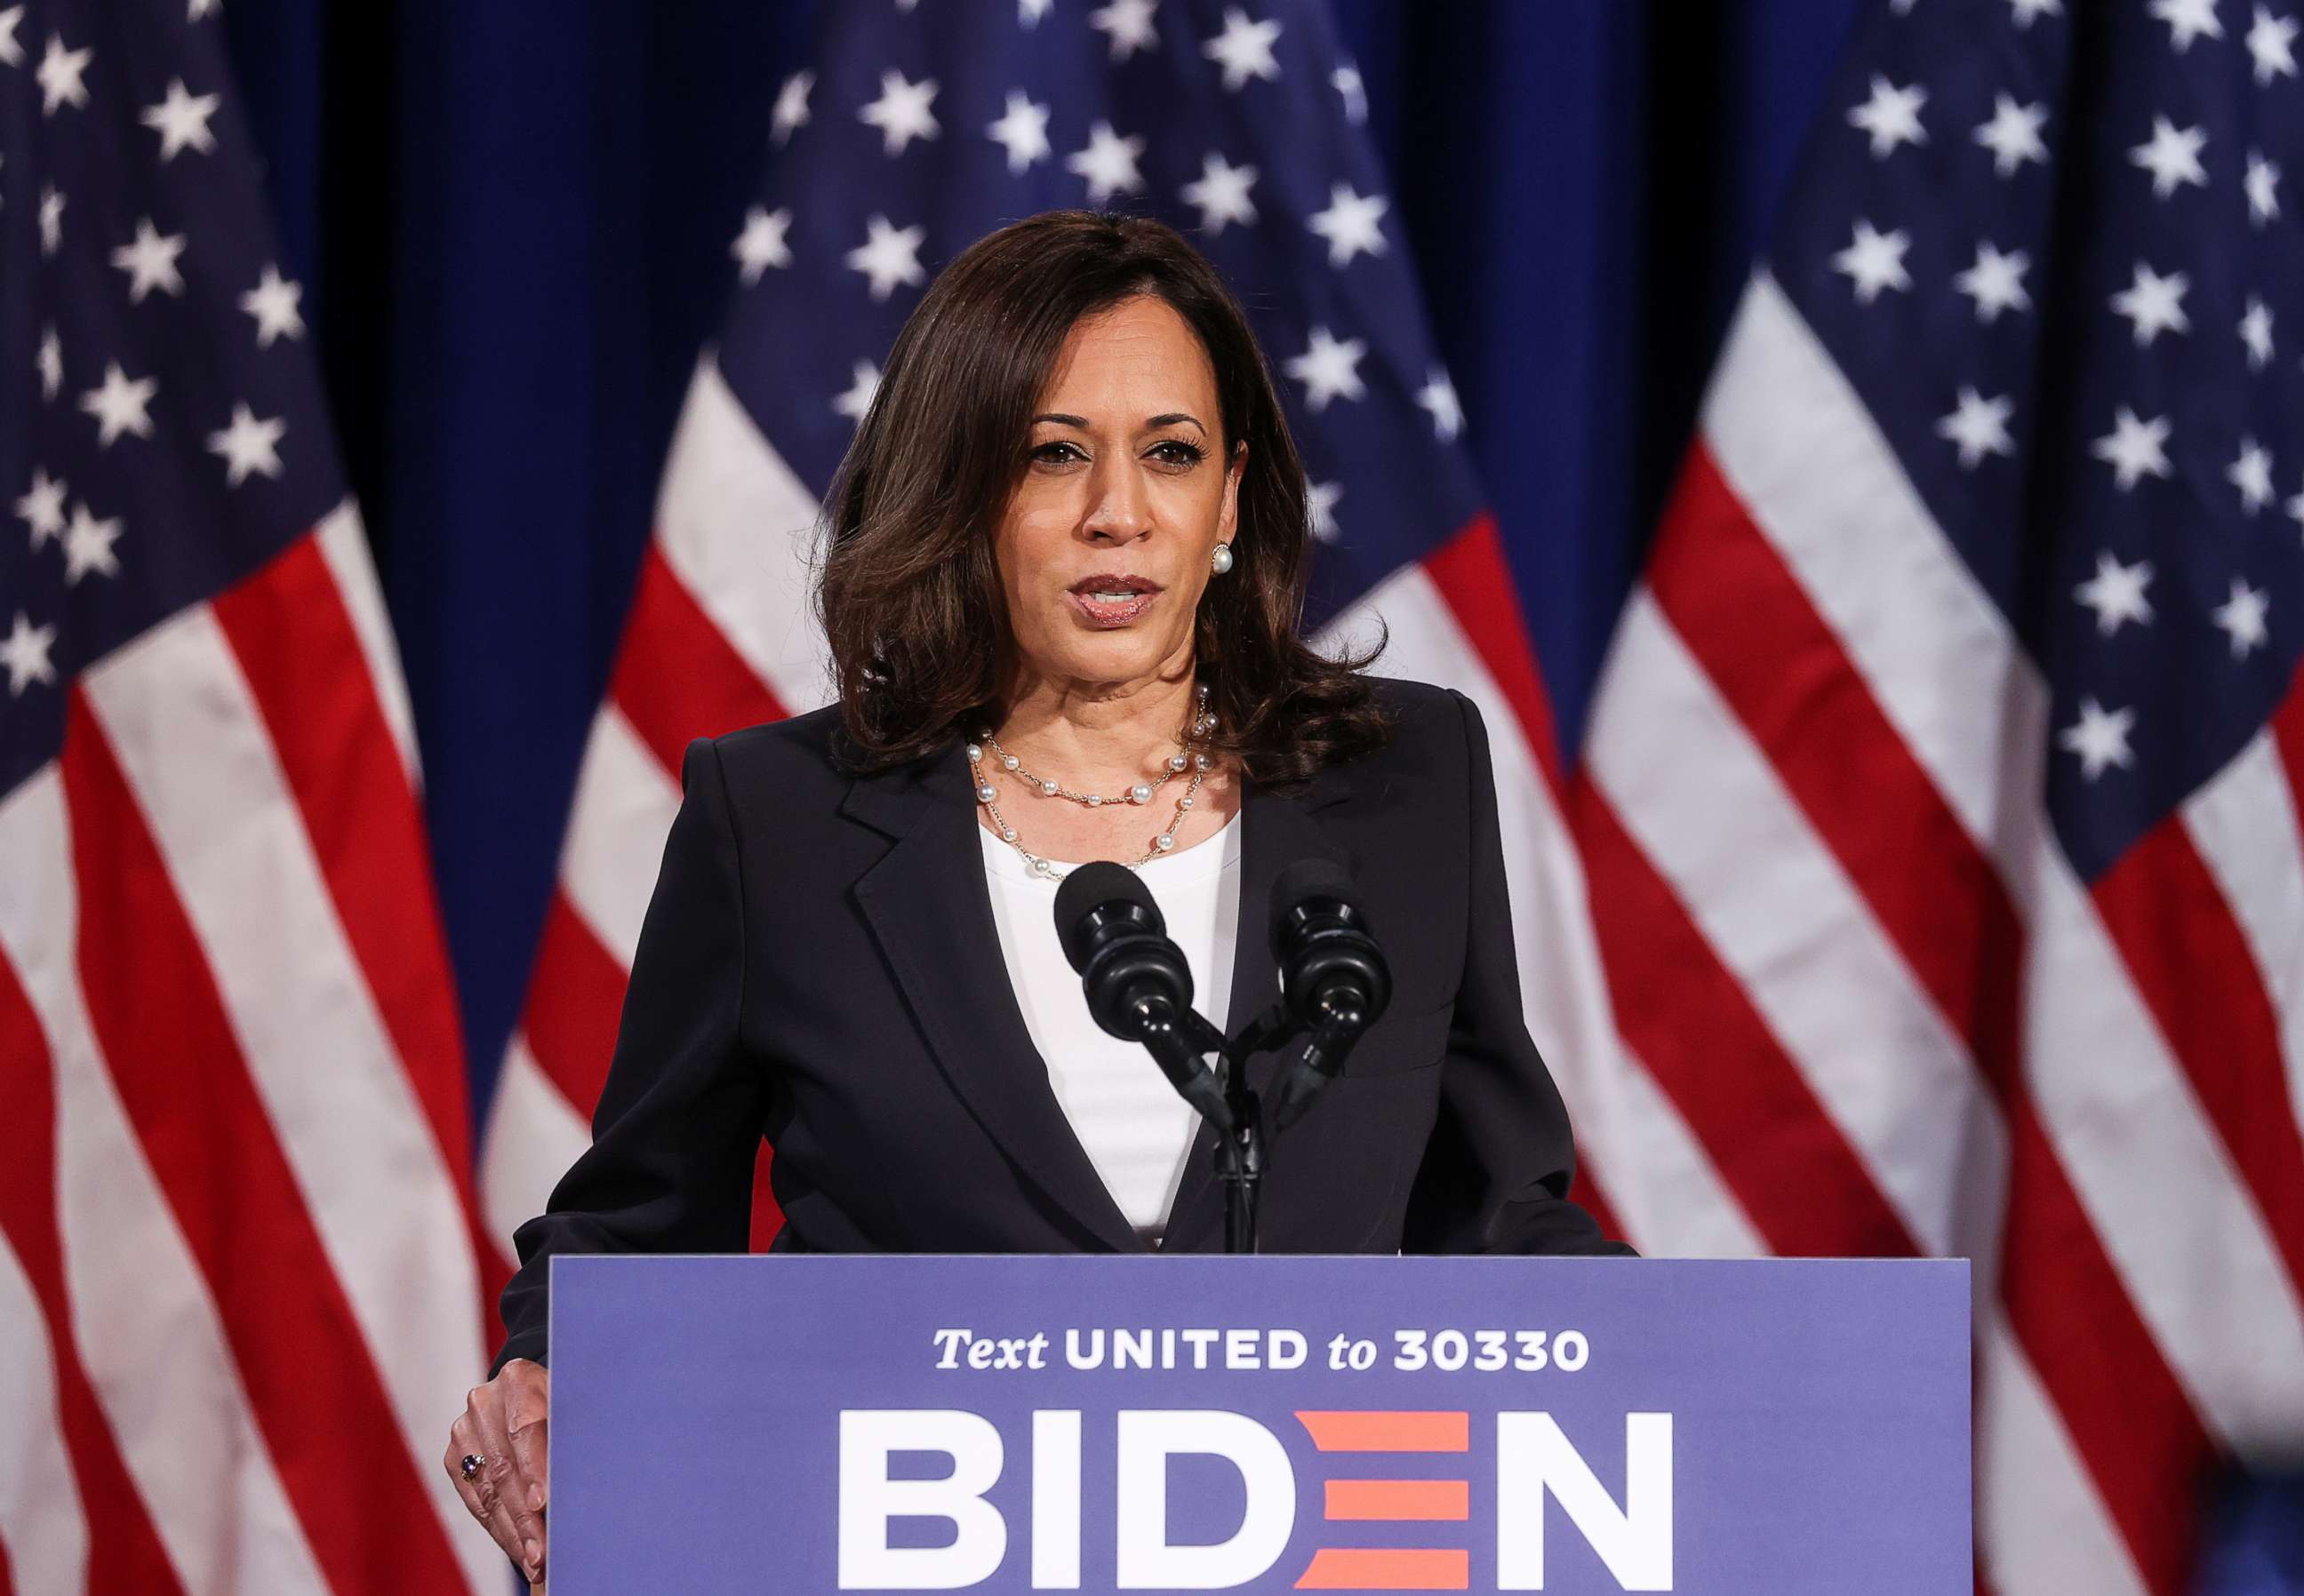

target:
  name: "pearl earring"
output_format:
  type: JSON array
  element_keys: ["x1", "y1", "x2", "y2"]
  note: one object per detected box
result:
[{"x1": 1210, "y1": 541, "x2": 1235, "y2": 575}]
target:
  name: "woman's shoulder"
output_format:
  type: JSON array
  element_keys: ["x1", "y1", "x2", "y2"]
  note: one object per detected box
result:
[
  {"x1": 695, "y1": 702, "x2": 852, "y2": 800},
  {"x1": 1351, "y1": 673, "x2": 1480, "y2": 775}
]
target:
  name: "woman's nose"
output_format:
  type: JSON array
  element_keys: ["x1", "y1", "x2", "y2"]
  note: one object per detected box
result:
[{"x1": 1083, "y1": 456, "x2": 1152, "y2": 542}]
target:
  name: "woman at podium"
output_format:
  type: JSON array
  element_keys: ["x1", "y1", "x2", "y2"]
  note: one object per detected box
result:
[{"x1": 446, "y1": 208, "x2": 1629, "y2": 1581}]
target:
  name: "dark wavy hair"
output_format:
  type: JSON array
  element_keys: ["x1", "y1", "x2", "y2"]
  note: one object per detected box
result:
[{"x1": 814, "y1": 209, "x2": 1392, "y2": 792}]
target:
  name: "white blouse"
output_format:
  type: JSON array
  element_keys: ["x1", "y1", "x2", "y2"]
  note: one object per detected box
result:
[{"x1": 977, "y1": 812, "x2": 1243, "y2": 1245}]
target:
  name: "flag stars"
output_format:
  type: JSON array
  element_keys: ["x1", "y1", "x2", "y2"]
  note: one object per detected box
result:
[
  {"x1": 2245, "y1": 150, "x2": 2282, "y2": 226},
  {"x1": 1308, "y1": 183, "x2": 1388, "y2": 267},
  {"x1": 2109, "y1": 261, "x2": 2189, "y2": 345},
  {"x1": 0, "y1": 5, "x2": 21, "y2": 68},
  {"x1": 987, "y1": 91, "x2": 1053, "y2": 174},
  {"x1": 1202, "y1": 7, "x2": 1282, "y2": 92},
  {"x1": 1332, "y1": 60, "x2": 1367, "y2": 124},
  {"x1": 1307, "y1": 478, "x2": 1342, "y2": 543},
  {"x1": 14, "y1": 467, "x2": 67, "y2": 550},
  {"x1": 0, "y1": 613, "x2": 58, "y2": 698},
  {"x1": 2228, "y1": 435, "x2": 2276, "y2": 514},
  {"x1": 2008, "y1": 0, "x2": 2063, "y2": 24},
  {"x1": 2212, "y1": 579, "x2": 2271, "y2": 658},
  {"x1": 2287, "y1": 476, "x2": 2304, "y2": 538},
  {"x1": 1831, "y1": 219, "x2": 1912, "y2": 302},
  {"x1": 858, "y1": 69, "x2": 940, "y2": 156},
  {"x1": 141, "y1": 77, "x2": 220, "y2": 160},
  {"x1": 2152, "y1": 0, "x2": 2226, "y2": 49},
  {"x1": 208, "y1": 403, "x2": 285, "y2": 486},
  {"x1": 2130, "y1": 116, "x2": 2208, "y2": 198},
  {"x1": 731, "y1": 205, "x2": 793, "y2": 284},
  {"x1": 111, "y1": 218, "x2": 188, "y2": 303},
  {"x1": 844, "y1": 214, "x2": 927, "y2": 300},
  {"x1": 36, "y1": 326, "x2": 60, "y2": 401},
  {"x1": 2092, "y1": 406, "x2": 2173, "y2": 490},
  {"x1": 1180, "y1": 152, "x2": 1258, "y2": 233},
  {"x1": 80, "y1": 363, "x2": 157, "y2": 446},
  {"x1": 36, "y1": 32, "x2": 90, "y2": 116},
  {"x1": 832, "y1": 359, "x2": 881, "y2": 426},
  {"x1": 1019, "y1": 0, "x2": 1053, "y2": 26},
  {"x1": 2240, "y1": 296, "x2": 2274, "y2": 369},
  {"x1": 772, "y1": 71, "x2": 812, "y2": 148},
  {"x1": 1937, "y1": 387, "x2": 2015, "y2": 467},
  {"x1": 62, "y1": 502, "x2": 122, "y2": 585},
  {"x1": 2074, "y1": 551, "x2": 2155, "y2": 635},
  {"x1": 1067, "y1": 120, "x2": 1146, "y2": 203},
  {"x1": 241, "y1": 265, "x2": 305, "y2": 346},
  {"x1": 1955, "y1": 242, "x2": 2032, "y2": 322},
  {"x1": 2245, "y1": 4, "x2": 2298, "y2": 82},
  {"x1": 1284, "y1": 325, "x2": 1367, "y2": 411},
  {"x1": 2060, "y1": 698, "x2": 2136, "y2": 780},
  {"x1": 37, "y1": 185, "x2": 61, "y2": 255},
  {"x1": 1974, "y1": 94, "x2": 2049, "y2": 175},
  {"x1": 1416, "y1": 368, "x2": 1463, "y2": 442},
  {"x1": 1848, "y1": 75, "x2": 1928, "y2": 156},
  {"x1": 1089, "y1": 0, "x2": 1160, "y2": 61}
]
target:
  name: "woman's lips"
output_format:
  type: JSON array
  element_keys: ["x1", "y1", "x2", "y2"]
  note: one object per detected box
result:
[{"x1": 1067, "y1": 587, "x2": 1160, "y2": 627}]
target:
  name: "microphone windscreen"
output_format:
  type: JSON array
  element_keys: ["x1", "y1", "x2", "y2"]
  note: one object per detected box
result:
[
  {"x1": 1268, "y1": 857, "x2": 1356, "y2": 947},
  {"x1": 1052, "y1": 859, "x2": 1157, "y2": 971}
]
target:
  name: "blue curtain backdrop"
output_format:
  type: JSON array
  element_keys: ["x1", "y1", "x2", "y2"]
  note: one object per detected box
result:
[{"x1": 215, "y1": 0, "x2": 1860, "y2": 1105}]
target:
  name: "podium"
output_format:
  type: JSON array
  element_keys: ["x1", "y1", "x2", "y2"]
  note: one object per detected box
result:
[{"x1": 548, "y1": 1254, "x2": 1969, "y2": 1593}]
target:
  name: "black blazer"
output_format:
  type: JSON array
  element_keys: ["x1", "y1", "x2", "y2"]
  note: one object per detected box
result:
[{"x1": 495, "y1": 675, "x2": 1628, "y2": 1373}]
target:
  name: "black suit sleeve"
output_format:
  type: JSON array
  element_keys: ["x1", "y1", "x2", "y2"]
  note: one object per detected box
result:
[
  {"x1": 1400, "y1": 690, "x2": 1636, "y2": 1257},
  {"x1": 491, "y1": 735, "x2": 769, "y2": 1375}
]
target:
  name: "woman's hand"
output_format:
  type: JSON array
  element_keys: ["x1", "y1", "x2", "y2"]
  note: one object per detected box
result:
[{"x1": 446, "y1": 1358, "x2": 551, "y2": 1585}]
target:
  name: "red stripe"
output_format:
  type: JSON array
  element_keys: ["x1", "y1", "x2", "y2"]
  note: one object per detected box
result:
[
  {"x1": 521, "y1": 890, "x2": 628, "y2": 1117},
  {"x1": 1295, "y1": 1547, "x2": 1468, "y2": 1589},
  {"x1": 1572, "y1": 784, "x2": 1920, "y2": 1256},
  {"x1": 1295, "y1": 1411, "x2": 1468, "y2": 1452},
  {"x1": 58, "y1": 691, "x2": 470, "y2": 1596},
  {"x1": 2093, "y1": 823, "x2": 2304, "y2": 1299},
  {"x1": 611, "y1": 539, "x2": 788, "y2": 778},
  {"x1": 208, "y1": 532, "x2": 503, "y2": 1349},
  {"x1": 1644, "y1": 445, "x2": 2205, "y2": 1592},
  {"x1": 1421, "y1": 512, "x2": 1564, "y2": 794},
  {"x1": 0, "y1": 953, "x2": 187, "y2": 1594}
]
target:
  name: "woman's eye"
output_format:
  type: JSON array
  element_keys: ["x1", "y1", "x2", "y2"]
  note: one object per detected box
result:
[
  {"x1": 1032, "y1": 441, "x2": 1084, "y2": 464},
  {"x1": 1151, "y1": 441, "x2": 1205, "y2": 467}
]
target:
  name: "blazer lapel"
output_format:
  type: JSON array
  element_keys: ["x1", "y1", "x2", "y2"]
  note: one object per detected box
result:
[
  {"x1": 1157, "y1": 768, "x2": 1356, "y2": 1251},
  {"x1": 845, "y1": 745, "x2": 1144, "y2": 1253}
]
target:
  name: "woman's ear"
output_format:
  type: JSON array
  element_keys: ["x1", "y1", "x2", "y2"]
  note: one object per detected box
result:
[{"x1": 1220, "y1": 437, "x2": 1248, "y2": 541}]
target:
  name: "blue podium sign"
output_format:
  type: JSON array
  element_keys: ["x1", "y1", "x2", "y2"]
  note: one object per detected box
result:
[{"x1": 549, "y1": 1255, "x2": 1968, "y2": 1593}]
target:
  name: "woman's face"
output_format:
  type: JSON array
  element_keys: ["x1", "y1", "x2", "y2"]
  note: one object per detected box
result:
[{"x1": 992, "y1": 294, "x2": 1245, "y2": 695}]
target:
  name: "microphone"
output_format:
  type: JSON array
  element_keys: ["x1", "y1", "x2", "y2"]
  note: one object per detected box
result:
[
  {"x1": 1053, "y1": 862, "x2": 1232, "y2": 1130},
  {"x1": 1265, "y1": 858, "x2": 1392, "y2": 1128}
]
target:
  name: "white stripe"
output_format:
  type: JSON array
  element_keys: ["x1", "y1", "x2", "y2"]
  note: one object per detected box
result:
[
  {"x1": 1976, "y1": 1316, "x2": 2150, "y2": 1596},
  {"x1": 656, "y1": 355, "x2": 835, "y2": 717},
  {"x1": 0, "y1": 770, "x2": 324, "y2": 1594},
  {"x1": 80, "y1": 612, "x2": 498, "y2": 1593},
  {"x1": 0, "y1": 1228, "x2": 88, "y2": 1596},
  {"x1": 1321, "y1": 563, "x2": 1756, "y2": 1259},
  {"x1": 2184, "y1": 730, "x2": 2304, "y2": 1130},
  {"x1": 479, "y1": 1038, "x2": 594, "y2": 1257},
  {"x1": 1704, "y1": 271, "x2": 2051, "y2": 842},
  {"x1": 558, "y1": 705, "x2": 684, "y2": 969},
  {"x1": 1705, "y1": 273, "x2": 2304, "y2": 1446},
  {"x1": 1588, "y1": 593, "x2": 2010, "y2": 1263},
  {"x1": 316, "y1": 499, "x2": 423, "y2": 789}
]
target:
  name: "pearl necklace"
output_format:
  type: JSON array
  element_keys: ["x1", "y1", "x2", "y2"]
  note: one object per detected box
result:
[{"x1": 971, "y1": 682, "x2": 1215, "y2": 881}]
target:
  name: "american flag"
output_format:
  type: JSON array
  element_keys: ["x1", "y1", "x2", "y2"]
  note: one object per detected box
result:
[
  {"x1": 0, "y1": 0, "x2": 501, "y2": 1590},
  {"x1": 1564, "y1": 0, "x2": 2304, "y2": 1592},
  {"x1": 484, "y1": 4, "x2": 2304, "y2": 1596}
]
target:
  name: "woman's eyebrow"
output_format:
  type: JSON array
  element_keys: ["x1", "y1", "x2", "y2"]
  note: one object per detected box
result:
[{"x1": 1031, "y1": 411, "x2": 1207, "y2": 430}]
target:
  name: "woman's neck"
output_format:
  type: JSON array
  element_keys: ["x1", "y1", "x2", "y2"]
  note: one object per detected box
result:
[{"x1": 993, "y1": 666, "x2": 1201, "y2": 791}]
